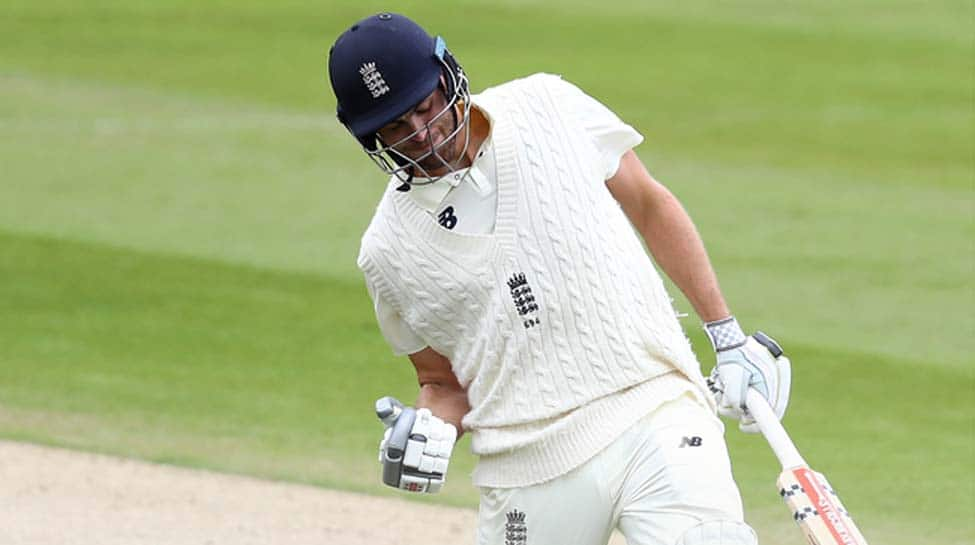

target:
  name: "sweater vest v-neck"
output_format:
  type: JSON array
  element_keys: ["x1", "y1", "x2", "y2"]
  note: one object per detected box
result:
[{"x1": 357, "y1": 74, "x2": 713, "y2": 487}]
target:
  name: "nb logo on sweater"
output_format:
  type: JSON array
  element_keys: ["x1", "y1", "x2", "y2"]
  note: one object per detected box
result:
[
  {"x1": 507, "y1": 273, "x2": 540, "y2": 328},
  {"x1": 437, "y1": 206, "x2": 458, "y2": 230},
  {"x1": 679, "y1": 436, "x2": 703, "y2": 448}
]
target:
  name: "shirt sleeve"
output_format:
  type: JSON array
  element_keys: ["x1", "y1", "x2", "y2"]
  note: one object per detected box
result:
[
  {"x1": 363, "y1": 276, "x2": 428, "y2": 357},
  {"x1": 547, "y1": 75, "x2": 644, "y2": 180}
]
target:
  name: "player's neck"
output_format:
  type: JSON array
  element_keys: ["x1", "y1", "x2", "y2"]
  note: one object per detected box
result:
[
  {"x1": 423, "y1": 105, "x2": 489, "y2": 177},
  {"x1": 463, "y1": 105, "x2": 491, "y2": 165}
]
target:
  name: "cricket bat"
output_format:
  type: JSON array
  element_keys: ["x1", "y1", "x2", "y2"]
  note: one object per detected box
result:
[{"x1": 745, "y1": 389, "x2": 869, "y2": 545}]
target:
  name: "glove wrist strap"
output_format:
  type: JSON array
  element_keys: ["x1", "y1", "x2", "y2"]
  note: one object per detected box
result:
[{"x1": 704, "y1": 316, "x2": 747, "y2": 352}]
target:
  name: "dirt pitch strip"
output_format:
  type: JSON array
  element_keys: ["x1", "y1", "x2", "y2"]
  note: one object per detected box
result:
[{"x1": 0, "y1": 440, "x2": 627, "y2": 545}]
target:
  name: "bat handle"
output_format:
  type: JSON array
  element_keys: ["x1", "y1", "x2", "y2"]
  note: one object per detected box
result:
[{"x1": 745, "y1": 389, "x2": 807, "y2": 470}]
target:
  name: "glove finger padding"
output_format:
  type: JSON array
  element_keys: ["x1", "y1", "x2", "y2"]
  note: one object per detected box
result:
[
  {"x1": 375, "y1": 398, "x2": 457, "y2": 494},
  {"x1": 718, "y1": 359, "x2": 752, "y2": 412},
  {"x1": 403, "y1": 408, "x2": 456, "y2": 472},
  {"x1": 711, "y1": 334, "x2": 792, "y2": 433},
  {"x1": 747, "y1": 331, "x2": 792, "y2": 422},
  {"x1": 739, "y1": 352, "x2": 790, "y2": 433},
  {"x1": 707, "y1": 368, "x2": 740, "y2": 421},
  {"x1": 772, "y1": 354, "x2": 791, "y2": 417}
]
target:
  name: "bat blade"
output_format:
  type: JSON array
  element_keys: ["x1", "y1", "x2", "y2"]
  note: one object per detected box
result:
[{"x1": 777, "y1": 466, "x2": 869, "y2": 545}]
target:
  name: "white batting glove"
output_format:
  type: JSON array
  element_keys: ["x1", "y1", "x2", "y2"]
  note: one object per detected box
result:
[
  {"x1": 704, "y1": 317, "x2": 791, "y2": 433},
  {"x1": 375, "y1": 397, "x2": 457, "y2": 493}
]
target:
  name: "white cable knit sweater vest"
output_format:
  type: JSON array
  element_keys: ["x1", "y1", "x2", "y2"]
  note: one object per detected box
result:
[{"x1": 358, "y1": 73, "x2": 714, "y2": 487}]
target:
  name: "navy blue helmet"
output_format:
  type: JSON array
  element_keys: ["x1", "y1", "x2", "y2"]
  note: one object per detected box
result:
[{"x1": 327, "y1": 13, "x2": 471, "y2": 184}]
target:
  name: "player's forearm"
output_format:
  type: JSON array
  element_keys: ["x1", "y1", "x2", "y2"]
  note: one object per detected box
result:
[
  {"x1": 607, "y1": 151, "x2": 731, "y2": 323},
  {"x1": 636, "y1": 188, "x2": 730, "y2": 323},
  {"x1": 416, "y1": 383, "x2": 470, "y2": 438}
]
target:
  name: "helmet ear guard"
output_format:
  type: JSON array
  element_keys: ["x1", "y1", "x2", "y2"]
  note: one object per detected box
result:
[{"x1": 436, "y1": 37, "x2": 469, "y2": 99}]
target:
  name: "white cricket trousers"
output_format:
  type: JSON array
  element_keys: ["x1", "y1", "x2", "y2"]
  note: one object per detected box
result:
[{"x1": 476, "y1": 393, "x2": 750, "y2": 545}]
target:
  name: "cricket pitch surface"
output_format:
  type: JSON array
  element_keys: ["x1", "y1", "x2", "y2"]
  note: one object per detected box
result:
[{"x1": 0, "y1": 440, "x2": 626, "y2": 545}]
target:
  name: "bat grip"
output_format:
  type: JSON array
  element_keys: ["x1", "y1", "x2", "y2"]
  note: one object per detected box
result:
[{"x1": 745, "y1": 389, "x2": 807, "y2": 470}]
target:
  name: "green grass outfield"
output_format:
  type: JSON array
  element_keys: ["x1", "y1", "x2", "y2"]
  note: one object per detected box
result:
[{"x1": 1, "y1": 1, "x2": 972, "y2": 543}]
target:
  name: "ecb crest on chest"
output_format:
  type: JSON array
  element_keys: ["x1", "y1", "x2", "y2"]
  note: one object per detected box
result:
[{"x1": 507, "y1": 273, "x2": 540, "y2": 328}]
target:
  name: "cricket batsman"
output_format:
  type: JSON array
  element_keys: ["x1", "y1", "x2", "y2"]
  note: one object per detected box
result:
[{"x1": 326, "y1": 13, "x2": 791, "y2": 545}]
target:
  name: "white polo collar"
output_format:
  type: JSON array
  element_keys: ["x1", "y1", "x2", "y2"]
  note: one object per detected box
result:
[{"x1": 404, "y1": 138, "x2": 491, "y2": 213}]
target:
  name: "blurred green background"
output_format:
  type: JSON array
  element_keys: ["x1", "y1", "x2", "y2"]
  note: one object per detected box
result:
[{"x1": 1, "y1": 1, "x2": 972, "y2": 544}]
